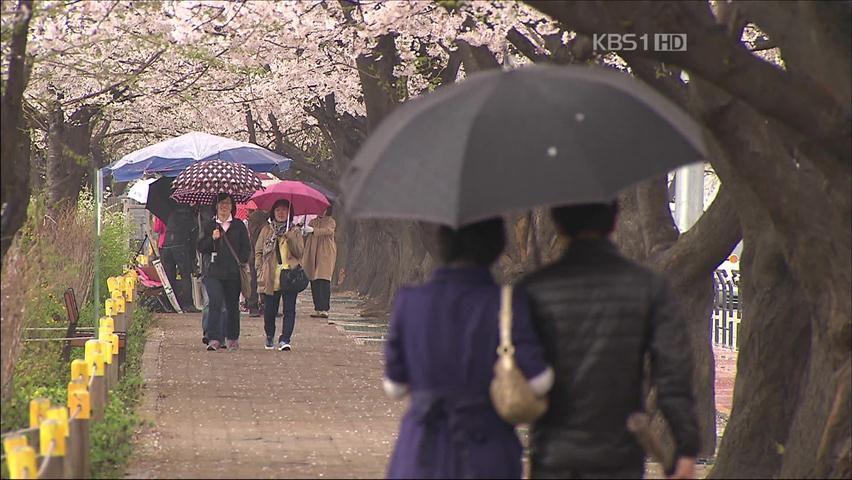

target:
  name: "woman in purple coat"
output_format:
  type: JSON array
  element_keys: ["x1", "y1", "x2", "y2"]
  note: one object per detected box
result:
[{"x1": 384, "y1": 218, "x2": 553, "y2": 479}]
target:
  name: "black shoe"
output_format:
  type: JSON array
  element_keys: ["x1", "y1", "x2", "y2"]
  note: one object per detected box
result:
[{"x1": 202, "y1": 336, "x2": 209, "y2": 345}]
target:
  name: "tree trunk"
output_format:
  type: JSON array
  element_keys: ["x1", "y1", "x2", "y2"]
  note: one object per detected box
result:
[
  {"x1": 710, "y1": 209, "x2": 813, "y2": 477},
  {"x1": 0, "y1": 0, "x2": 34, "y2": 264},
  {"x1": 45, "y1": 105, "x2": 96, "y2": 214}
]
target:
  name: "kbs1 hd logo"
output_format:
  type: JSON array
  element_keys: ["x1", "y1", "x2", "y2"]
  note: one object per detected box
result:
[{"x1": 592, "y1": 33, "x2": 687, "y2": 52}]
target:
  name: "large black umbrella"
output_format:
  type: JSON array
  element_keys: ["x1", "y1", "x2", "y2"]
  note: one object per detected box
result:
[
  {"x1": 145, "y1": 177, "x2": 178, "y2": 222},
  {"x1": 341, "y1": 64, "x2": 707, "y2": 228}
]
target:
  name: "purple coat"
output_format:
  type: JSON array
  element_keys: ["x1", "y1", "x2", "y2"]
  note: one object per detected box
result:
[{"x1": 385, "y1": 266, "x2": 549, "y2": 479}]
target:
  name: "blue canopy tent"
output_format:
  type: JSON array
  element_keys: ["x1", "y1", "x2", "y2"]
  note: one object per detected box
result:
[
  {"x1": 103, "y1": 131, "x2": 292, "y2": 182},
  {"x1": 94, "y1": 132, "x2": 292, "y2": 319}
]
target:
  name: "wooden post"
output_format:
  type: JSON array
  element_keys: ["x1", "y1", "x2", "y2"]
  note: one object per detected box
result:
[
  {"x1": 68, "y1": 418, "x2": 90, "y2": 479},
  {"x1": 39, "y1": 420, "x2": 65, "y2": 479},
  {"x1": 91, "y1": 375, "x2": 106, "y2": 422},
  {"x1": 39, "y1": 454, "x2": 65, "y2": 479}
]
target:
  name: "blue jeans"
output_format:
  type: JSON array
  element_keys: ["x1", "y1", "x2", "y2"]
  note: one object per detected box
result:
[{"x1": 264, "y1": 290, "x2": 298, "y2": 343}]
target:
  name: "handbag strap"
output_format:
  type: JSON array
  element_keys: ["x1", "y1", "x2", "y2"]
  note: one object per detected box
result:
[
  {"x1": 219, "y1": 226, "x2": 245, "y2": 267},
  {"x1": 497, "y1": 285, "x2": 515, "y2": 357}
]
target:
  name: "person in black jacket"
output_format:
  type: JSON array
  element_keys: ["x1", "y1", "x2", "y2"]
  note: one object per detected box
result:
[
  {"x1": 161, "y1": 203, "x2": 199, "y2": 312},
  {"x1": 519, "y1": 202, "x2": 698, "y2": 479},
  {"x1": 197, "y1": 194, "x2": 251, "y2": 351}
]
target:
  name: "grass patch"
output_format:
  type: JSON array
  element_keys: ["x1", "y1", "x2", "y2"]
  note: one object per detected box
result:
[{"x1": 89, "y1": 305, "x2": 154, "y2": 478}]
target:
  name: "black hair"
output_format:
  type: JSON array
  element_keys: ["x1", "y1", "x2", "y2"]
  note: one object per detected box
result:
[
  {"x1": 435, "y1": 217, "x2": 505, "y2": 266},
  {"x1": 213, "y1": 193, "x2": 237, "y2": 216},
  {"x1": 550, "y1": 201, "x2": 619, "y2": 237},
  {"x1": 268, "y1": 199, "x2": 294, "y2": 223}
]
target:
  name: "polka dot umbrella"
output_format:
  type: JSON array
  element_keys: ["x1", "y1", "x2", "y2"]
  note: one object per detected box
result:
[{"x1": 170, "y1": 160, "x2": 264, "y2": 206}]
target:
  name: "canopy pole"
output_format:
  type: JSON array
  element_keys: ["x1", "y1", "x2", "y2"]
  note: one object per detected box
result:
[{"x1": 94, "y1": 168, "x2": 104, "y2": 324}]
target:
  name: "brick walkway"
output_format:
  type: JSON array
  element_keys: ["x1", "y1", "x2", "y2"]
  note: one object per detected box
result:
[
  {"x1": 713, "y1": 347, "x2": 738, "y2": 416},
  {"x1": 125, "y1": 291, "x2": 404, "y2": 479}
]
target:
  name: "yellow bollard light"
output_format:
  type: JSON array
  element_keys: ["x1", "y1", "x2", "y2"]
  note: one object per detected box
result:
[
  {"x1": 99, "y1": 316, "x2": 115, "y2": 333},
  {"x1": 68, "y1": 389, "x2": 91, "y2": 420},
  {"x1": 84, "y1": 340, "x2": 105, "y2": 377},
  {"x1": 7, "y1": 445, "x2": 37, "y2": 479},
  {"x1": 99, "y1": 339, "x2": 114, "y2": 365},
  {"x1": 110, "y1": 333, "x2": 120, "y2": 355},
  {"x1": 71, "y1": 358, "x2": 91, "y2": 384},
  {"x1": 2, "y1": 435, "x2": 27, "y2": 457},
  {"x1": 124, "y1": 277, "x2": 135, "y2": 302},
  {"x1": 111, "y1": 290, "x2": 126, "y2": 313},
  {"x1": 105, "y1": 298, "x2": 115, "y2": 317},
  {"x1": 39, "y1": 419, "x2": 66, "y2": 456},
  {"x1": 107, "y1": 276, "x2": 119, "y2": 294},
  {"x1": 45, "y1": 407, "x2": 69, "y2": 438},
  {"x1": 29, "y1": 398, "x2": 50, "y2": 429}
]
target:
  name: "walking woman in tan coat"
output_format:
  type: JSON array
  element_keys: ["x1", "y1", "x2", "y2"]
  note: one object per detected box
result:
[
  {"x1": 302, "y1": 206, "x2": 337, "y2": 320},
  {"x1": 255, "y1": 199, "x2": 305, "y2": 351}
]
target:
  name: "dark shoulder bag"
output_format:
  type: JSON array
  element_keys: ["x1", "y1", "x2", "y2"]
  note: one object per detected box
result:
[
  {"x1": 277, "y1": 231, "x2": 309, "y2": 294},
  {"x1": 220, "y1": 226, "x2": 253, "y2": 299}
]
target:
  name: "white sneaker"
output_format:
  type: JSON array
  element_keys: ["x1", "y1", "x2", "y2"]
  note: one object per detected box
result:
[{"x1": 278, "y1": 342, "x2": 291, "y2": 351}]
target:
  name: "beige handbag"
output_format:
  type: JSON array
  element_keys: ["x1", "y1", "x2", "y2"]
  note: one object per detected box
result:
[{"x1": 490, "y1": 285, "x2": 548, "y2": 424}]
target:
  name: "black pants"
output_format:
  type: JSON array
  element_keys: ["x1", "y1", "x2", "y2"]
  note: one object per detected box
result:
[
  {"x1": 264, "y1": 290, "x2": 298, "y2": 343},
  {"x1": 310, "y1": 279, "x2": 331, "y2": 311},
  {"x1": 161, "y1": 244, "x2": 194, "y2": 310},
  {"x1": 203, "y1": 277, "x2": 241, "y2": 341}
]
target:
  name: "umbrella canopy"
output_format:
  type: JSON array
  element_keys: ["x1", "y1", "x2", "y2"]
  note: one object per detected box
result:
[
  {"x1": 303, "y1": 181, "x2": 339, "y2": 203},
  {"x1": 146, "y1": 177, "x2": 180, "y2": 221},
  {"x1": 127, "y1": 178, "x2": 156, "y2": 203},
  {"x1": 104, "y1": 132, "x2": 292, "y2": 182},
  {"x1": 250, "y1": 180, "x2": 330, "y2": 215},
  {"x1": 257, "y1": 172, "x2": 283, "y2": 188},
  {"x1": 341, "y1": 64, "x2": 707, "y2": 228},
  {"x1": 170, "y1": 160, "x2": 263, "y2": 206}
]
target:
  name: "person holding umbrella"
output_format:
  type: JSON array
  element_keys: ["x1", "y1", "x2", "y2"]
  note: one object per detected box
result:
[
  {"x1": 302, "y1": 205, "x2": 337, "y2": 321},
  {"x1": 255, "y1": 199, "x2": 305, "y2": 351},
  {"x1": 197, "y1": 194, "x2": 252, "y2": 351},
  {"x1": 383, "y1": 218, "x2": 553, "y2": 478},
  {"x1": 173, "y1": 160, "x2": 263, "y2": 351}
]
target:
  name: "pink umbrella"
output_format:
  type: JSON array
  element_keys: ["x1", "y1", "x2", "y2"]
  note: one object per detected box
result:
[{"x1": 250, "y1": 180, "x2": 330, "y2": 215}]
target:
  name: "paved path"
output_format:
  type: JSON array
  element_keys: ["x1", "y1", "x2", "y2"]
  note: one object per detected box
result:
[
  {"x1": 126, "y1": 288, "x2": 739, "y2": 479},
  {"x1": 713, "y1": 347, "x2": 738, "y2": 416},
  {"x1": 125, "y1": 291, "x2": 404, "y2": 479}
]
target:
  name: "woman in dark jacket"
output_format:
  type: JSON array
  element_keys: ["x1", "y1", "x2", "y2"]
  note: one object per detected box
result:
[{"x1": 197, "y1": 194, "x2": 251, "y2": 351}]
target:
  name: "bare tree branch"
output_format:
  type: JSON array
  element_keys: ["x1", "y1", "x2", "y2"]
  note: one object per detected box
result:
[{"x1": 524, "y1": 0, "x2": 851, "y2": 164}]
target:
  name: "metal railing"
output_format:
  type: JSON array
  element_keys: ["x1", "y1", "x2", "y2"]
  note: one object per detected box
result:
[{"x1": 713, "y1": 269, "x2": 741, "y2": 350}]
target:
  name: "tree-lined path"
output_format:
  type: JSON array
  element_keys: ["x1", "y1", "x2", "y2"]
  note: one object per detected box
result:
[{"x1": 125, "y1": 292, "x2": 404, "y2": 479}]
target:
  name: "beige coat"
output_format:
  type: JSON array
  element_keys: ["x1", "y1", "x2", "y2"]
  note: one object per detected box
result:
[
  {"x1": 254, "y1": 223, "x2": 304, "y2": 295},
  {"x1": 302, "y1": 216, "x2": 337, "y2": 281}
]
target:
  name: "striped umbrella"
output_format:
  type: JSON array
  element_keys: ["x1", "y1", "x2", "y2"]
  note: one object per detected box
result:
[{"x1": 170, "y1": 160, "x2": 263, "y2": 206}]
